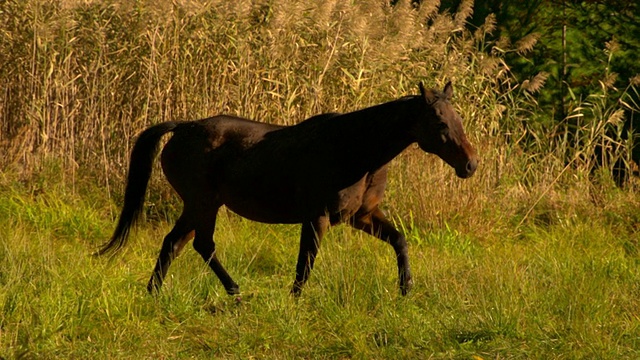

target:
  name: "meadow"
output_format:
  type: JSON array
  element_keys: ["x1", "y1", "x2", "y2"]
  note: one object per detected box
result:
[{"x1": 1, "y1": 0, "x2": 639, "y2": 358}]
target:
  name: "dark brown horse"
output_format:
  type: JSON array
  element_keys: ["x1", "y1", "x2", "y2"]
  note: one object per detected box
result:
[{"x1": 98, "y1": 82, "x2": 478, "y2": 296}]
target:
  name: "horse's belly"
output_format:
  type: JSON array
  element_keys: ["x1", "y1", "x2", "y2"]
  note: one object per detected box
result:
[
  {"x1": 223, "y1": 197, "x2": 304, "y2": 224},
  {"x1": 219, "y1": 182, "x2": 314, "y2": 224},
  {"x1": 220, "y1": 176, "x2": 369, "y2": 225}
]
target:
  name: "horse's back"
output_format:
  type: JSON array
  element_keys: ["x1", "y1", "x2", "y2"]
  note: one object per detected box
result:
[{"x1": 180, "y1": 115, "x2": 282, "y2": 146}]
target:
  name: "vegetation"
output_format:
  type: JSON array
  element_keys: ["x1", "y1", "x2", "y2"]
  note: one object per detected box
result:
[
  {"x1": 449, "y1": 0, "x2": 640, "y2": 120},
  {"x1": 1, "y1": 0, "x2": 639, "y2": 358}
]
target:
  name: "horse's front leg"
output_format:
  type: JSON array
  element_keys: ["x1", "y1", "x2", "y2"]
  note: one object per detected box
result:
[
  {"x1": 291, "y1": 216, "x2": 329, "y2": 296},
  {"x1": 352, "y1": 208, "x2": 413, "y2": 295}
]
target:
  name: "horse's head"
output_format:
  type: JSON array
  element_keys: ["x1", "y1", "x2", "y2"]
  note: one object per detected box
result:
[{"x1": 411, "y1": 82, "x2": 478, "y2": 178}]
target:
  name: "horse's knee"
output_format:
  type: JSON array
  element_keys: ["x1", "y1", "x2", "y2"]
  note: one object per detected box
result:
[{"x1": 192, "y1": 237, "x2": 215, "y2": 259}]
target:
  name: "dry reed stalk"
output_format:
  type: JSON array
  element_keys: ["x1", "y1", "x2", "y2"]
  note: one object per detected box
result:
[
  {"x1": 522, "y1": 72, "x2": 549, "y2": 94},
  {"x1": 4, "y1": 0, "x2": 631, "y2": 226},
  {"x1": 515, "y1": 33, "x2": 540, "y2": 55}
]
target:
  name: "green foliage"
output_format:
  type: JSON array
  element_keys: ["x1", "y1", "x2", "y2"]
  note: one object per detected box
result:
[{"x1": 458, "y1": 0, "x2": 639, "y2": 119}]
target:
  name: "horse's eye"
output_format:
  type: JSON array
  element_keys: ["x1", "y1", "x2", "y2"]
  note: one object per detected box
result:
[{"x1": 438, "y1": 123, "x2": 449, "y2": 142}]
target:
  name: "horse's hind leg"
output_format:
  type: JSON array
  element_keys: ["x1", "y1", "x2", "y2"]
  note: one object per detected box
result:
[
  {"x1": 192, "y1": 210, "x2": 240, "y2": 295},
  {"x1": 147, "y1": 214, "x2": 194, "y2": 293},
  {"x1": 352, "y1": 208, "x2": 413, "y2": 295},
  {"x1": 291, "y1": 216, "x2": 329, "y2": 296}
]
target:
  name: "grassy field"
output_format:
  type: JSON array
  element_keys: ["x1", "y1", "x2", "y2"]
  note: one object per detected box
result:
[
  {"x1": 1, "y1": 0, "x2": 640, "y2": 358},
  {"x1": 2, "y1": 164, "x2": 640, "y2": 359}
]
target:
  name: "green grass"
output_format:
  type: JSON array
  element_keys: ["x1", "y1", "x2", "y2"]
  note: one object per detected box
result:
[{"x1": 1, "y1": 176, "x2": 639, "y2": 359}]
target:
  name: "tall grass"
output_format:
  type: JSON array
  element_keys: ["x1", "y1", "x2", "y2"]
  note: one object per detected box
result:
[
  {"x1": 2, "y1": 0, "x2": 637, "y2": 221},
  {"x1": 0, "y1": 0, "x2": 516, "y2": 172}
]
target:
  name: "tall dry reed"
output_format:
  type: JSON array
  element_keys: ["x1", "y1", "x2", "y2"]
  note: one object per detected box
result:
[{"x1": 1, "y1": 0, "x2": 637, "y2": 231}]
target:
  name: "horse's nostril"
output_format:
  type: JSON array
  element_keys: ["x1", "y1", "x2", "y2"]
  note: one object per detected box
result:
[
  {"x1": 456, "y1": 158, "x2": 478, "y2": 179},
  {"x1": 466, "y1": 158, "x2": 478, "y2": 174}
]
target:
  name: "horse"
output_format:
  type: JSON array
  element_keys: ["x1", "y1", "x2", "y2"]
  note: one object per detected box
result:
[{"x1": 98, "y1": 82, "x2": 478, "y2": 296}]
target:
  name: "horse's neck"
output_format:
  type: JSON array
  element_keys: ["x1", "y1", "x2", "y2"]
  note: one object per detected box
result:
[
  {"x1": 354, "y1": 98, "x2": 416, "y2": 148},
  {"x1": 334, "y1": 98, "x2": 417, "y2": 171}
]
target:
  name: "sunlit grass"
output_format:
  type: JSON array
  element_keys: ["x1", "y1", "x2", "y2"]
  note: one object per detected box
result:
[{"x1": 1, "y1": 178, "x2": 639, "y2": 358}]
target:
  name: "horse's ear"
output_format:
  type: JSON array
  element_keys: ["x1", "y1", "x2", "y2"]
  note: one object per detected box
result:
[
  {"x1": 419, "y1": 82, "x2": 436, "y2": 104},
  {"x1": 443, "y1": 81, "x2": 453, "y2": 100}
]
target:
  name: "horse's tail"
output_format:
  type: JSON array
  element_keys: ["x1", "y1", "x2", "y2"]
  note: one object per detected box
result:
[{"x1": 96, "y1": 121, "x2": 179, "y2": 256}]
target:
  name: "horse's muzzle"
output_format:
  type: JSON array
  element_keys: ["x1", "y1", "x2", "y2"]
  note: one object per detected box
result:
[{"x1": 456, "y1": 157, "x2": 478, "y2": 179}]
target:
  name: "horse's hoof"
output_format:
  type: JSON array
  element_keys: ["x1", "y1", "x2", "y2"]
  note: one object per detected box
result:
[
  {"x1": 290, "y1": 284, "x2": 303, "y2": 297},
  {"x1": 400, "y1": 278, "x2": 414, "y2": 296},
  {"x1": 147, "y1": 281, "x2": 161, "y2": 295},
  {"x1": 226, "y1": 285, "x2": 241, "y2": 296}
]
